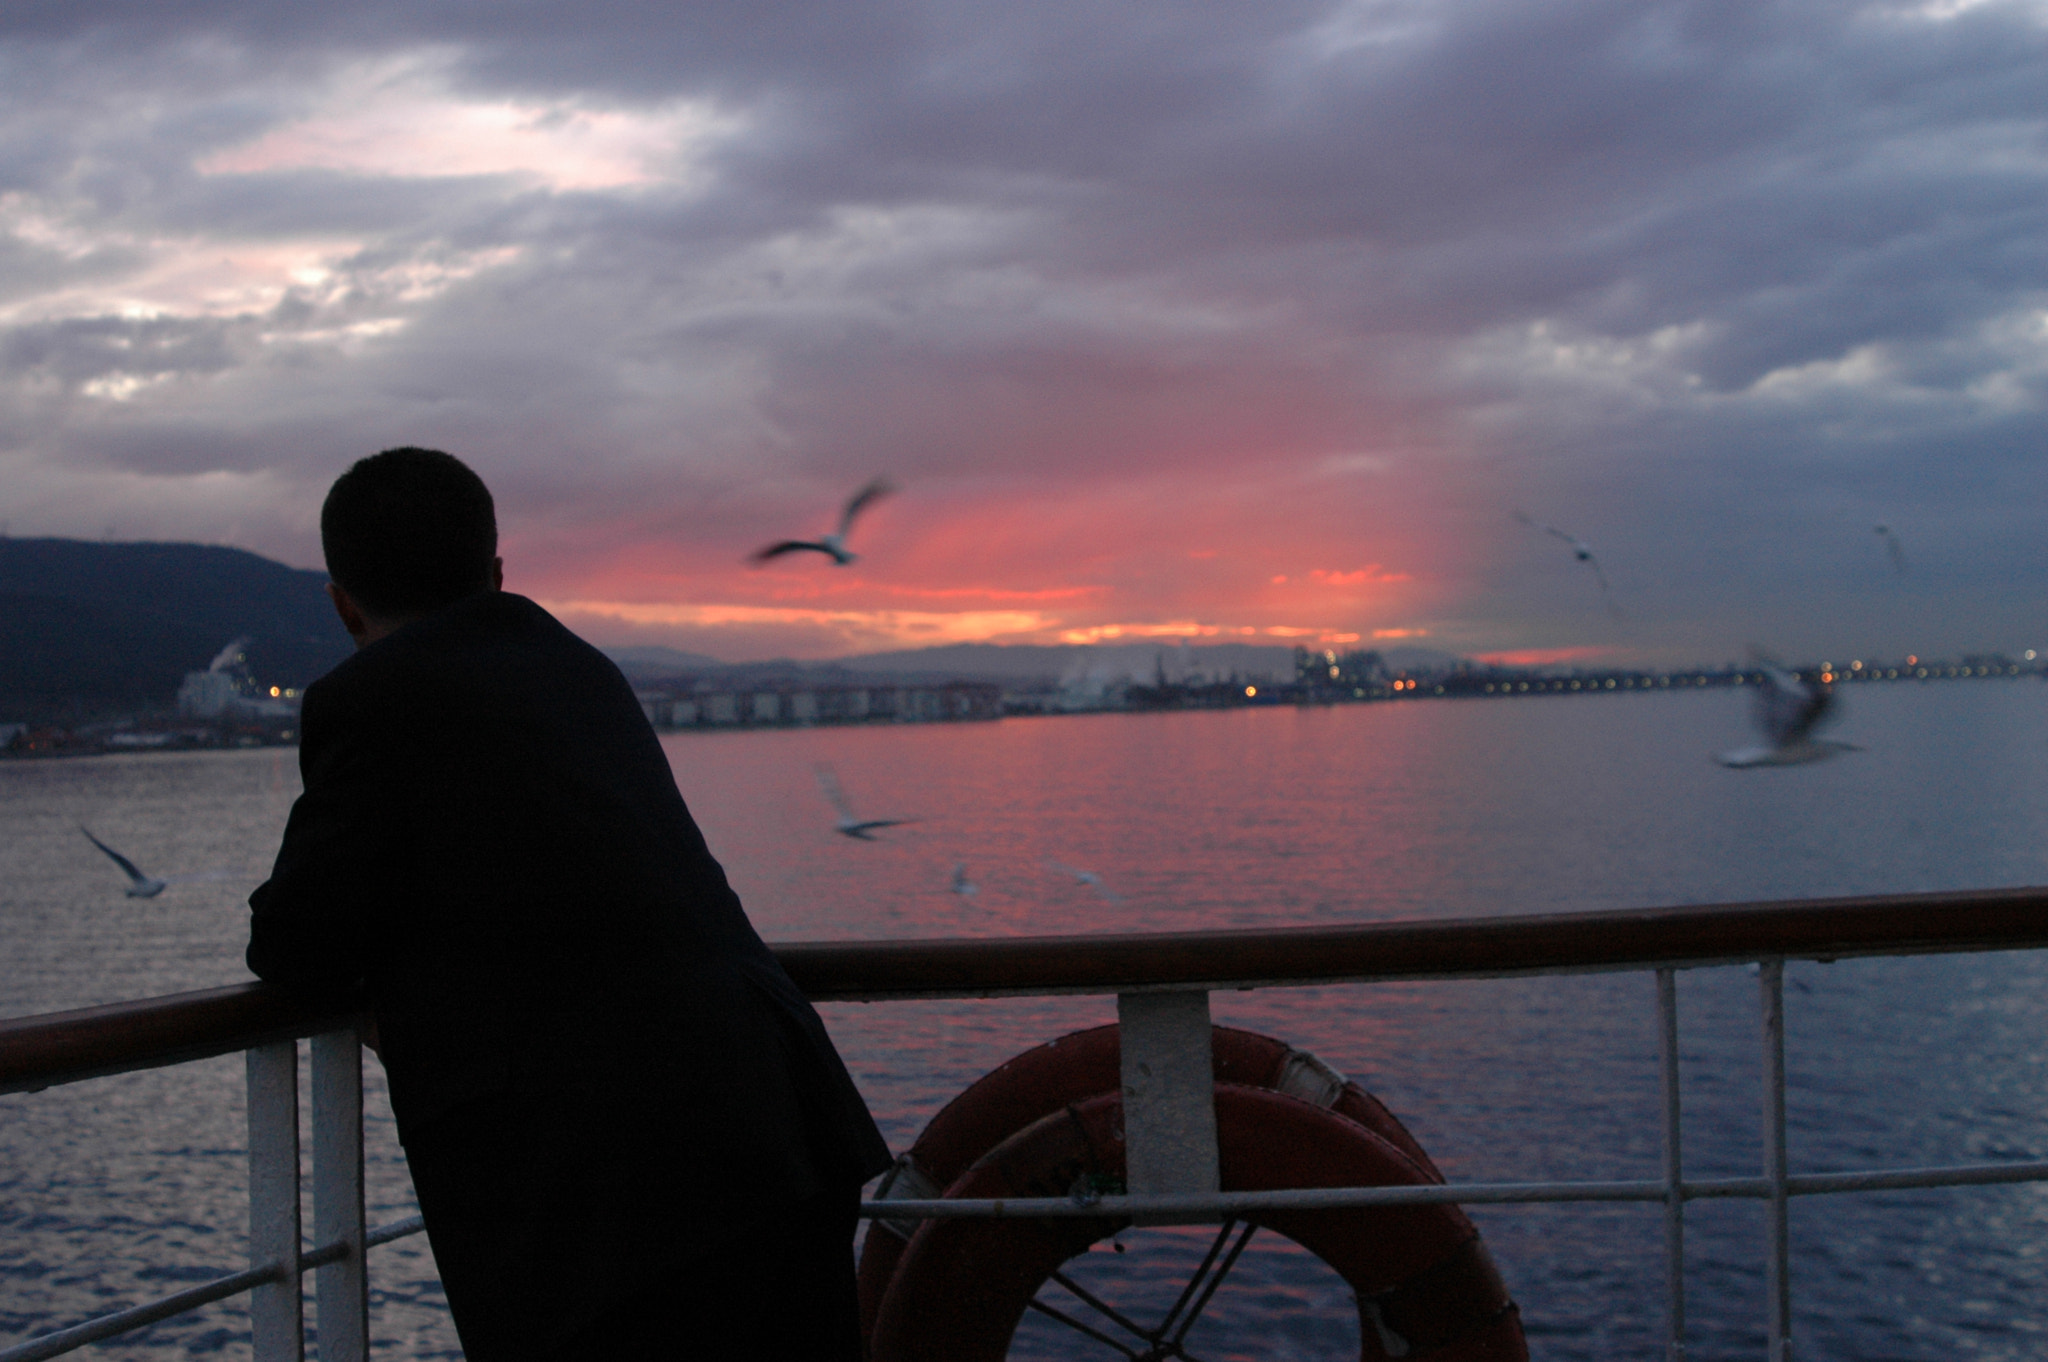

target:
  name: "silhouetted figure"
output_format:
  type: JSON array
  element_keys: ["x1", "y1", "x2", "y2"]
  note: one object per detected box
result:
[{"x1": 248, "y1": 448, "x2": 888, "y2": 1361}]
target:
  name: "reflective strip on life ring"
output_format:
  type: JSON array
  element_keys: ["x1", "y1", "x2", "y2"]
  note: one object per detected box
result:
[
  {"x1": 870, "y1": 1084, "x2": 1526, "y2": 1362},
  {"x1": 858, "y1": 1023, "x2": 1440, "y2": 1337}
]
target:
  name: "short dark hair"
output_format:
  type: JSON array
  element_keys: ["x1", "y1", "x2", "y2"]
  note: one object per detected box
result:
[{"x1": 321, "y1": 447, "x2": 498, "y2": 616}]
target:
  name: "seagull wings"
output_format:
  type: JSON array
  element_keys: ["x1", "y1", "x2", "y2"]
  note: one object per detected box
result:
[
  {"x1": 79, "y1": 826, "x2": 167, "y2": 896},
  {"x1": 1516, "y1": 511, "x2": 1613, "y2": 595},
  {"x1": 816, "y1": 765, "x2": 914, "y2": 839},
  {"x1": 1750, "y1": 651, "x2": 1834, "y2": 748},
  {"x1": 838, "y1": 477, "x2": 896, "y2": 536},
  {"x1": 750, "y1": 539, "x2": 830, "y2": 563}
]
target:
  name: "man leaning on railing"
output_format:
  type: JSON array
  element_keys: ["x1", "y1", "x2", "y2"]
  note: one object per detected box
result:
[{"x1": 246, "y1": 447, "x2": 891, "y2": 1360}]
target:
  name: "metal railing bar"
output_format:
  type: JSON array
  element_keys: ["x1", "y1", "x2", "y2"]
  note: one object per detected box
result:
[
  {"x1": 1785, "y1": 1161, "x2": 2048, "y2": 1195},
  {"x1": 861, "y1": 1156, "x2": 2048, "y2": 1219},
  {"x1": 300, "y1": 1240, "x2": 348, "y2": 1271},
  {"x1": 0, "y1": 988, "x2": 355, "y2": 1097},
  {"x1": 1760, "y1": 960, "x2": 1792, "y2": 1362},
  {"x1": 1657, "y1": 967, "x2": 1686, "y2": 1362},
  {"x1": 779, "y1": 887, "x2": 2048, "y2": 1001},
  {"x1": 365, "y1": 1214, "x2": 426, "y2": 1248},
  {"x1": 0, "y1": 1219, "x2": 433, "y2": 1362},
  {"x1": 0, "y1": 1265, "x2": 282, "y2": 1362},
  {"x1": 9, "y1": 888, "x2": 2048, "y2": 1092}
]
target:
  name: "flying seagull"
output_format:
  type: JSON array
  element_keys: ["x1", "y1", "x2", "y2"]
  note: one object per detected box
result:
[
  {"x1": 1516, "y1": 511, "x2": 1613, "y2": 589},
  {"x1": 1515, "y1": 511, "x2": 1623, "y2": 618},
  {"x1": 79, "y1": 827, "x2": 168, "y2": 897},
  {"x1": 1715, "y1": 651, "x2": 1860, "y2": 768},
  {"x1": 950, "y1": 864, "x2": 979, "y2": 897},
  {"x1": 1874, "y1": 524, "x2": 1908, "y2": 573},
  {"x1": 751, "y1": 477, "x2": 896, "y2": 566},
  {"x1": 815, "y1": 765, "x2": 914, "y2": 840},
  {"x1": 1047, "y1": 860, "x2": 1122, "y2": 903}
]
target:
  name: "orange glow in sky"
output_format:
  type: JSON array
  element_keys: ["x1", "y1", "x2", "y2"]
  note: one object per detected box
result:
[{"x1": 513, "y1": 466, "x2": 1459, "y2": 660}]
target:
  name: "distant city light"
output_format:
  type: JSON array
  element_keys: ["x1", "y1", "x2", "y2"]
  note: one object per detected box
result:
[
  {"x1": 2029, "y1": 650, "x2": 2038, "y2": 661},
  {"x1": 269, "y1": 686, "x2": 280, "y2": 697},
  {"x1": 1244, "y1": 685, "x2": 1257, "y2": 698}
]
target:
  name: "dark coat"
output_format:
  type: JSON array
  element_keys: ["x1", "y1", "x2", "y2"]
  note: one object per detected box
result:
[{"x1": 247, "y1": 591, "x2": 890, "y2": 1339}]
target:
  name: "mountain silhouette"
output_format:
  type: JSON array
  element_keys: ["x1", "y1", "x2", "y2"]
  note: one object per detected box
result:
[{"x1": 0, "y1": 538, "x2": 350, "y2": 722}]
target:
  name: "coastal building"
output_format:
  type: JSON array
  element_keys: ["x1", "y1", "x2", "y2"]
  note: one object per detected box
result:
[{"x1": 640, "y1": 680, "x2": 1001, "y2": 729}]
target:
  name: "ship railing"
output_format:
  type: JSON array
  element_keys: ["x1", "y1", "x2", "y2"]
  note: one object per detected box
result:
[{"x1": 4, "y1": 886, "x2": 2048, "y2": 1362}]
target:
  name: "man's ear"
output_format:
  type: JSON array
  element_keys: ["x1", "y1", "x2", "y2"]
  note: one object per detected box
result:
[{"x1": 327, "y1": 581, "x2": 370, "y2": 645}]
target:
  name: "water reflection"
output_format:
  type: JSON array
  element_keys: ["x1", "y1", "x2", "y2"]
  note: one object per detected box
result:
[{"x1": 2, "y1": 684, "x2": 2046, "y2": 1357}]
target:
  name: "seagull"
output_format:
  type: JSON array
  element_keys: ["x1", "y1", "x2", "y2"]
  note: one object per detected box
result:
[
  {"x1": 79, "y1": 827, "x2": 168, "y2": 897},
  {"x1": 1047, "y1": 860, "x2": 1122, "y2": 902},
  {"x1": 1715, "y1": 651, "x2": 1860, "y2": 768},
  {"x1": 751, "y1": 477, "x2": 896, "y2": 566},
  {"x1": 1515, "y1": 511, "x2": 1621, "y2": 615},
  {"x1": 815, "y1": 765, "x2": 914, "y2": 840},
  {"x1": 1874, "y1": 524, "x2": 1908, "y2": 573},
  {"x1": 950, "y1": 864, "x2": 979, "y2": 897}
]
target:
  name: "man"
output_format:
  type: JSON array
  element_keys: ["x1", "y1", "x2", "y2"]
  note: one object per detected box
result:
[{"x1": 248, "y1": 447, "x2": 890, "y2": 1359}]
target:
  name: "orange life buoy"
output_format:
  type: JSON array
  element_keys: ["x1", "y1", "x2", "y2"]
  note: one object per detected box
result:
[
  {"x1": 870, "y1": 1084, "x2": 1526, "y2": 1362},
  {"x1": 857, "y1": 1024, "x2": 1443, "y2": 1338}
]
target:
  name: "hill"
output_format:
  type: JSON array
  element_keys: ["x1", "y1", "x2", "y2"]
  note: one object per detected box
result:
[{"x1": 0, "y1": 538, "x2": 351, "y2": 722}]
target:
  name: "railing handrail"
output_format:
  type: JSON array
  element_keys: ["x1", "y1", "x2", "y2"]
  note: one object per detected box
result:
[{"x1": 6, "y1": 885, "x2": 2046, "y2": 1096}]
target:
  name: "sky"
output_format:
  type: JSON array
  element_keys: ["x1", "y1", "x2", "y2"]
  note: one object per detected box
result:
[{"x1": 0, "y1": 0, "x2": 2043, "y2": 666}]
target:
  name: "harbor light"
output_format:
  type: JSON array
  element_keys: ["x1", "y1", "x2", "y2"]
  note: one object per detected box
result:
[{"x1": 1244, "y1": 685, "x2": 1256, "y2": 698}]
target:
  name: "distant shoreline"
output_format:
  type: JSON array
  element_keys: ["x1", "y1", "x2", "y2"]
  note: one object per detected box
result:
[{"x1": 8, "y1": 656, "x2": 2035, "y2": 757}]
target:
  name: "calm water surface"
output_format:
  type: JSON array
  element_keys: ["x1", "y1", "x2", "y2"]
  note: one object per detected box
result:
[{"x1": 4, "y1": 681, "x2": 2047, "y2": 1358}]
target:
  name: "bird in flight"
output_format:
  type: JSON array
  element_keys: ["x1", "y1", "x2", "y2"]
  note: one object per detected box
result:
[
  {"x1": 1515, "y1": 507, "x2": 1605, "y2": 585},
  {"x1": 1047, "y1": 860, "x2": 1122, "y2": 903},
  {"x1": 751, "y1": 477, "x2": 896, "y2": 566},
  {"x1": 79, "y1": 827, "x2": 168, "y2": 897},
  {"x1": 1516, "y1": 511, "x2": 1624, "y2": 619},
  {"x1": 1874, "y1": 524, "x2": 1908, "y2": 573},
  {"x1": 815, "y1": 765, "x2": 915, "y2": 840},
  {"x1": 1715, "y1": 651, "x2": 1859, "y2": 768}
]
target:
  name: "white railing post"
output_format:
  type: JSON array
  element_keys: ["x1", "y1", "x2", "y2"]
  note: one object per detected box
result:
[
  {"x1": 1117, "y1": 990, "x2": 1219, "y2": 1224},
  {"x1": 1656, "y1": 968, "x2": 1686, "y2": 1361},
  {"x1": 1759, "y1": 960, "x2": 1792, "y2": 1361},
  {"x1": 246, "y1": 1041, "x2": 303, "y2": 1362},
  {"x1": 311, "y1": 1029, "x2": 367, "y2": 1362}
]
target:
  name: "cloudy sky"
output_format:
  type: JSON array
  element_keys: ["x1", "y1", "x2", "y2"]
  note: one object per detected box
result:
[{"x1": 2, "y1": 0, "x2": 2042, "y2": 665}]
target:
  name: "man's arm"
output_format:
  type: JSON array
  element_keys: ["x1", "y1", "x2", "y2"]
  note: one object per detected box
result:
[{"x1": 247, "y1": 692, "x2": 410, "y2": 993}]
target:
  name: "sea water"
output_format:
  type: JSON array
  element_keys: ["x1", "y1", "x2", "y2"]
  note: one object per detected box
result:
[{"x1": 3, "y1": 679, "x2": 2046, "y2": 1358}]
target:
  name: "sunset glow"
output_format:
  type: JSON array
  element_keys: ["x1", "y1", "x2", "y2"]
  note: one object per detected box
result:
[{"x1": 0, "y1": 1, "x2": 2039, "y2": 669}]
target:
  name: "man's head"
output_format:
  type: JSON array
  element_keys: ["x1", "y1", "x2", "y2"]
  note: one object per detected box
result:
[{"x1": 322, "y1": 447, "x2": 502, "y2": 645}]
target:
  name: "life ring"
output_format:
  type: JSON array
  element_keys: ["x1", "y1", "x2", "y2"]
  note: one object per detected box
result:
[
  {"x1": 858, "y1": 1024, "x2": 1442, "y2": 1337},
  {"x1": 870, "y1": 1084, "x2": 1526, "y2": 1362}
]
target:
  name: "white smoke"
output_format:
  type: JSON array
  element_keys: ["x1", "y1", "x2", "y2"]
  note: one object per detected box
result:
[{"x1": 207, "y1": 636, "x2": 251, "y2": 674}]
